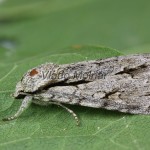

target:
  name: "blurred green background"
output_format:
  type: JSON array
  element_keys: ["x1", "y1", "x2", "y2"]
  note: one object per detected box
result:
[
  {"x1": 0, "y1": 0, "x2": 150, "y2": 63},
  {"x1": 0, "y1": 0, "x2": 150, "y2": 150}
]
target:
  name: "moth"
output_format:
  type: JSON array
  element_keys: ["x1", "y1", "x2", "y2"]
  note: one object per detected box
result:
[{"x1": 3, "y1": 54, "x2": 150, "y2": 125}]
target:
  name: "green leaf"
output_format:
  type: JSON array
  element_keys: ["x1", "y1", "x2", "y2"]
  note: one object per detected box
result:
[{"x1": 0, "y1": 0, "x2": 150, "y2": 149}]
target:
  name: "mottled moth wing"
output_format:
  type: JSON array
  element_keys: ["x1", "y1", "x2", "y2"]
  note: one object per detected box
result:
[
  {"x1": 15, "y1": 54, "x2": 150, "y2": 98},
  {"x1": 32, "y1": 62, "x2": 150, "y2": 114}
]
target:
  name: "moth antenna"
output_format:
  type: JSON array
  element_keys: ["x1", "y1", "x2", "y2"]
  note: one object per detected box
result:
[
  {"x1": 3, "y1": 96, "x2": 32, "y2": 121},
  {"x1": 50, "y1": 102, "x2": 80, "y2": 126}
]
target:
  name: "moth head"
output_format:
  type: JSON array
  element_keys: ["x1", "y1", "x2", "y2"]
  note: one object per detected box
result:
[{"x1": 18, "y1": 63, "x2": 60, "y2": 93}]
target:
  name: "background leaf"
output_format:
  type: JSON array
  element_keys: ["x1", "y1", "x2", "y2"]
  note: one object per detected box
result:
[{"x1": 0, "y1": 0, "x2": 150, "y2": 150}]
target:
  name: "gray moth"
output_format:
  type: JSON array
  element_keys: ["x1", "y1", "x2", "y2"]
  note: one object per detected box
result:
[{"x1": 3, "y1": 54, "x2": 150, "y2": 125}]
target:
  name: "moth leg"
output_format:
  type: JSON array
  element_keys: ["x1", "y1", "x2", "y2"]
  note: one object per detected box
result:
[
  {"x1": 3, "y1": 96, "x2": 32, "y2": 121},
  {"x1": 50, "y1": 102, "x2": 80, "y2": 126}
]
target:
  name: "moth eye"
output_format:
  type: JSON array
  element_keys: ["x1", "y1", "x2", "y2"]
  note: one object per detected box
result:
[{"x1": 29, "y1": 69, "x2": 39, "y2": 77}]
